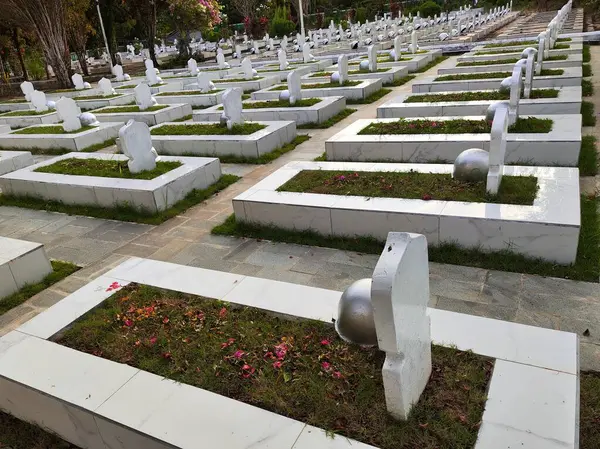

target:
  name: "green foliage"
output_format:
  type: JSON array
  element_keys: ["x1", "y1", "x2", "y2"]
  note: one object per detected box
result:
[
  {"x1": 579, "y1": 136, "x2": 598, "y2": 176},
  {"x1": 414, "y1": 1, "x2": 441, "y2": 18},
  {"x1": 270, "y1": 6, "x2": 296, "y2": 37},
  {"x1": 355, "y1": 7, "x2": 367, "y2": 23}
]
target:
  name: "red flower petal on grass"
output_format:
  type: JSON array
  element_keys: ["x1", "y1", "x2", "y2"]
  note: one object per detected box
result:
[
  {"x1": 233, "y1": 350, "x2": 245, "y2": 359},
  {"x1": 162, "y1": 316, "x2": 170, "y2": 324},
  {"x1": 321, "y1": 361, "x2": 331, "y2": 371},
  {"x1": 320, "y1": 339, "x2": 331, "y2": 346},
  {"x1": 162, "y1": 352, "x2": 172, "y2": 359},
  {"x1": 149, "y1": 337, "x2": 158, "y2": 345},
  {"x1": 219, "y1": 307, "x2": 227, "y2": 318},
  {"x1": 273, "y1": 361, "x2": 282, "y2": 369},
  {"x1": 124, "y1": 319, "x2": 133, "y2": 327},
  {"x1": 422, "y1": 194, "x2": 432, "y2": 201},
  {"x1": 333, "y1": 371, "x2": 343, "y2": 379}
]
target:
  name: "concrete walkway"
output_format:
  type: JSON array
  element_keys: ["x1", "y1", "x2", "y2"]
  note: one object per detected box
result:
[{"x1": 1, "y1": 54, "x2": 599, "y2": 371}]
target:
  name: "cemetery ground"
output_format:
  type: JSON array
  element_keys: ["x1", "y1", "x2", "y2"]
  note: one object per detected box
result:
[{"x1": 1, "y1": 49, "x2": 600, "y2": 448}]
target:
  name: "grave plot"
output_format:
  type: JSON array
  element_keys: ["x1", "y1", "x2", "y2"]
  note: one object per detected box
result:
[
  {"x1": 152, "y1": 88, "x2": 297, "y2": 160},
  {"x1": 0, "y1": 151, "x2": 34, "y2": 175},
  {"x1": 461, "y1": 41, "x2": 583, "y2": 62},
  {"x1": 0, "y1": 99, "x2": 32, "y2": 113},
  {"x1": 344, "y1": 51, "x2": 439, "y2": 73},
  {"x1": 438, "y1": 53, "x2": 582, "y2": 75},
  {"x1": 92, "y1": 84, "x2": 191, "y2": 126},
  {"x1": 0, "y1": 235, "x2": 579, "y2": 449},
  {"x1": 470, "y1": 38, "x2": 581, "y2": 55},
  {"x1": 0, "y1": 122, "x2": 223, "y2": 215},
  {"x1": 303, "y1": 66, "x2": 408, "y2": 85},
  {"x1": 0, "y1": 89, "x2": 59, "y2": 129},
  {"x1": 252, "y1": 78, "x2": 383, "y2": 101},
  {"x1": 0, "y1": 98, "x2": 122, "y2": 153},
  {"x1": 155, "y1": 89, "x2": 224, "y2": 107},
  {"x1": 0, "y1": 236, "x2": 53, "y2": 300},
  {"x1": 69, "y1": 77, "x2": 136, "y2": 111},
  {"x1": 184, "y1": 60, "x2": 280, "y2": 92},
  {"x1": 412, "y1": 66, "x2": 582, "y2": 92}
]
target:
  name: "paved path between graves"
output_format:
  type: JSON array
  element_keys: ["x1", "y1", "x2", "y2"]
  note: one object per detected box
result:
[{"x1": 1, "y1": 54, "x2": 599, "y2": 371}]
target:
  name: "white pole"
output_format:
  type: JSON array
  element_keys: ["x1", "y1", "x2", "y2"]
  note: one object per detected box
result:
[
  {"x1": 96, "y1": 0, "x2": 114, "y2": 71},
  {"x1": 298, "y1": 0, "x2": 305, "y2": 40}
]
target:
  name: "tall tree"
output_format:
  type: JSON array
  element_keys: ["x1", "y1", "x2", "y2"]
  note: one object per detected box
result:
[
  {"x1": 66, "y1": 0, "x2": 95, "y2": 76},
  {"x1": 124, "y1": 0, "x2": 163, "y2": 67},
  {"x1": 1, "y1": 0, "x2": 72, "y2": 87}
]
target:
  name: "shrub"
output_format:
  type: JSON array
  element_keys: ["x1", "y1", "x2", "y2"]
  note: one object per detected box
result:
[
  {"x1": 270, "y1": 6, "x2": 296, "y2": 37},
  {"x1": 356, "y1": 7, "x2": 367, "y2": 23},
  {"x1": 416, "y1": 1, "x2": 441, "y2": 18}
]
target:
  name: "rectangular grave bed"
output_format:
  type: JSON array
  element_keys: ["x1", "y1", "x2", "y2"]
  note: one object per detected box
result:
[
  {"x1": 411, "y1": 67, "x2": 583, "y2": 93},
  {"x1": 92, "y1": 103, "x2": 192, "y2": 126},
  {"x1": 0, "y1": 150, "x2": 34, "y2": 175},
  {"x1": 378, "y1": 86, "x2": 582, "y2": 117},
  {"x1": 150, "y1": 121, "x2": 297, "y2": 159},
  {"x1": 73, "y1": 93, "x2": 135, "y2": 111},
  {"x1": 303, "y1": 66, "x2": 409, "y2": 84},
  {"x1": 45, "y1": 88, "x2": 99, "y2": 99},
  {"x1": 345, "y1": 53, "x2": 431, "y2": 72},
  {"x1": 56, "y1": 282, "x2": 492, "y2": 449},
  {"x1": 34, "y1": 158, "x2": 182, "y2": 180},
  {"x1": 234, "y1": 161, "x2": 580, "y2": 264},
  {"x1": 0, "y1": 100, "x2": 32, "y2": 113},
  {"x1": 252, "y1": 78, "x2": 383, "y2": 101},
  {"x1": 154, "y1": 90, "x2": 225, "y2": 107},
  {"x1": 0, "y1": 236, "x2": 53, "y2": 299},
  {"x1": 0, "y1": 110, "x2": 61, "y2": 129},
  {"x1": 438, "y1": 54, "x2": 582, "y2": 75},
  {"x1": 0, "y1": 256, "x2": 578, "y2": 449},
  {"x1": 462, "y1": 43, "x2": 583, "y2": 62},
  {"x1": 0, "y1": 122, "x2": 122, "y2": 152},
  {"x1": 254, "y1": 64, "x2": 313, "y2": 81},
  {"x1": 325, "y1": 115, "x2": 581, "y2": 166},
  {"x1": 186, "y1": 76, "x2": 278, "y2": 92},
  {"x1": 0, "y1": 153, "x2": 222, "y2": 214},
  {"x1": 192, "y1": 96, "x2": 346, "y2": 125}
]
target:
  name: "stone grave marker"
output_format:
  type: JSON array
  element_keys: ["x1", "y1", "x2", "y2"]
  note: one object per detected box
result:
[
  {"x1": 113, "y1": 64, "x2": 125, "y2": 82},
  {"x1": 56, "y1": 97, "x2": 82, "y2": 132},
  {"x1": 188, "y1": 58, "x2": 199, "y2": 75},
  {"x1": 145, "y1": 59, "x2": 159, "y2": 84},
  {"x1": 536, "y1": 34, "x2": 545, "y2": 75},
  {"x1": 394, "y1": 36, "x2": 402, "y2": 61},
  {"x1": 486, "y1": 104, "x2": 509, "y2": 194},
  {"x1": 119, "y1": 120, "x2": 159, "y2": 174},
  {"x1": 338, "y1": 54, "x2": 348, "y2": 85},
  {"x1": 508, "y1": 65, "x2": 522, "y2": 125},
  {"x1": 287, "y1": 70, "x2": 302, "y2": 105},
  {"x1": 20, "y1": 81, "x2": 34, "y2": 102},
  {"x1": 523, "y1": 50, "x2": 537, "y2": 99},
  {"x1": 222, "y1": 88, "x2": 244, "y2": 130},
  {"x1": 302, "y1": 43, "x2": 315, "y2": 63},
  {"x1": 30, "y1": 91, "x2": 49, "y2": 113},
  {"x1": 197, "y1": 73, "x2": 215, "y2": 93},
  {"x1": 253, "y1": 40, "x2": 260, "y2": 55},
  {"x1": 278, "y1": 49, "x2": 289, "y2": 71},
  {"x1": 241, "y1": 58, "x2": 254, "y2": 80},
  {"x1": 410, "y1": 30, "x2": 418, "y2": 53},
  {"x1": 134, "y1": 83, "x2": 155, "y2": 111},
  {"x1": 367, "y1": 45, "x2": 378, "y2": 72},
  {"x1": 98, "y1": 77, "x2": 115, "y2": 97},
  {"x1": 72, "y1": 73, "x2": 85, "y2": 90},
  {"x1": 372, "y1": 232, "x2": 432, "y2": 420},
  {"x1": 216, "y1": 48, "x2": 230, "y2": 69}
]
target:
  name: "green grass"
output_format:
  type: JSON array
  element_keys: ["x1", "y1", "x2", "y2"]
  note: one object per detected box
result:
[
  {"x1": 278, "y1": 170, "x2": 538, "y2": 205},
  {"x1": 240, "y1": 98, "x2": 322, "y2": 109},
  {"x1": 475, "y1": 48, "x2": 546, "y2": 55},
  {"x1": 35, "y1": 158, "x2": 182, "y2": 180},
  {"x1": 583, "y1": 64, "x2": 593, "y2": 77},
  {"x1": 94, "y1": 105, "x2": 168, "y2": 114},
  {"x1": 213, "y1": 77, "x2": 264, "y2": 83},
  {"x1": 155, "y1": 90, "x2": 224, "y2": 96},
  {"x1": 583, "y1": 44, "x2": 591, "y2": 63},
  {"x1": 582, "y1": 101, "x2": 597, "y2": 127},
  {"x1": 435, "y1": 69, "x2": 564, "y2": 81},
  {"x1": 348, "y1": 68, "x2": 390, "y2": 74},
  {"x1": 358, "y1": 117, "x2": 553, "y2": 135},
  {"x1": 212, "y1": 194, "x2": 600, "y2": 282},
  {"x1": 12, "y1": 125, "x2": 95, "y2": 135},
  {"x1": 581, "y1": 372, "x2": 600, "y2": 449},
  {"x1": 47, "y1": 88, "x2": 77, "y2": 93},
  {"x1": 0, "y1": 260, "x2": 79, "y2": 316},
  {"x1": 297, "y1": 108, "x2": 357, "y2": 129},
  {"x1": 0, "y1": 138, "x2": 116, "y2": 155},
  {"x1": 413, "y1": 56, "x2": 450, "y2": 74},
  {"x1": 115, "y1": 84, "x2": 135, "y2": 90},
  {"x1": 583, "y1": 80, "x2": 594, "y2": 97},
  {"x1": 314, "y1": 152, "x2": 327, "y2": 161},
  {"x1": 383, "y1": 75, "x2": 416, "y2": 87},
  {"x1": 0, "y1": 98, "x2": 28, "y2": 103},
  {"x1": 57, "y1": 283, "x2": 492, "y2": 449},
  {"x1": 80, "y1": 138, "x2": 117, "y2": 153},
  {"x1": 0, "y1": 109, "x2": 53, "y2": 117},
  {"x1": 0, "y1": 174, "x2": 239, "y2": 225},
  {"x1": 270, "y1": 80, "x2": 361, "y2": 91},
  {"x1": 172, "y1": 114, "x2": 193, "y2": 122},
  {"x1": 482, "y1": 37, "x2": 571, "y2": 48},
  {"x1": 74, "y1": 94, "x2": 123, "y2": 100},
  {"x1": 456, "y1": 55, "x2": 567, "y2": 67},
  {"x1": 309, "y1": 72, "x2": 334, "y2": 77},
  {"x1": 151, "y1": 122, "x2": 265, "y2": 136},
  {"x1": 579, "y1": 136, "x2": 598, "y2": 176},
  {"x1": 347, "y1": 88, "x2": 393, "y2": 105},
  {"x1": 404, "y1": 89, "x2": 559, "y2": 103}
]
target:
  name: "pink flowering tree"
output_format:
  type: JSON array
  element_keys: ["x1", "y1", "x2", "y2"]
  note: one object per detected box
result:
[{"x1": 165, "y1": 0, "x2": 221, "y2": 58}]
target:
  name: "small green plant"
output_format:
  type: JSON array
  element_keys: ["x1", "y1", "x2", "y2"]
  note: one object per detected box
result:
[
  {"x1": 582, "y1": 102, "x2": 596, "y2": 127},
  {"x1": 270, "y1": 6, "x2": 296, "y2": 37},
  {"x1": 579, "y1": 136, "x2": 598, "y2": 177},
  {"x1": 582, "y1": 80, "x2": 594, "y2": 97}
]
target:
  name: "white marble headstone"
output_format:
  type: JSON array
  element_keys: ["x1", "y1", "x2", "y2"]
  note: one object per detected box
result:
[
  {"x1": 371, "y1": 232, "x2": 432, "y2": 420},
  {"x1": 56, "y1": 97, "x2": 82, "y2": 132},
  {"x1": 536, "y1": 35, "x2": 545, "y2": 75},
  {"x1": 222, "y1": 88, "x2": 244, "y2": 130},
  {"x1": 367, "y1": 45, "x2": 378, "y2": 72},
  {"x1": 278, "y1": 49, "x2": 289, "y2": 71},
  {"x1": 30, "y1": 90, "x2": 49, "y2": 113},
  {"x1": 188, "y1": 58, "x2": 199, "y2": 75},
  {"x1": 145, "y1": 59, "x2": 159, "y2": 84},
  {"x1": 302, "y1": 43, "x2": 315, "y2": 63},
  {"x1": 113, "y1": 64, "x2": 125, "y2": 82},
  {"x1": 72, "y1": 73, "x2": 85, "y2": 90},
  {"x1": 20, "y1": 81, "x2": 34, "y2": 102},
  {"x1": 287, "y1": 70, "x2": 302, "y2": 105},
  {"x1": 98, "y1": 77, "x2": 115, "y2": 97},
  {"x1": 241, "y1": 58, "x2": 254, "y2": 80},
  {"x1": 253, "y1": 40, "x2": 260, "y2": 55},
  {"x1": 508, "y1": 65, "x2": 522, "y2": 125},
  {"x1": 197, "y1": 72, "x2": 215, "y2": 93},
  {"x1": 486, "y1": 104, "x2": 509, "y2": 195},
  {"x1": 216, "y1": 48, "x2": 230, "y2": 69},
  {"x1": 410, "y1": 30, "x2": 417, "y2": 54},
  {"x1": 281, "y1": 35, "x2": 288, "y2": 48},
  {"x1": 134, "y1": 83, "x2": 155, "y2": 111},
  {"x1": 235, "y1": 44, "x2": 243, "y2": 59},
  {"x1": 338, "y1": 54, "x2": 348, "y2": 85},
  {"x1": 523, "y1": 52, "x2": 537, "y2": 99},
  {"x1": 119, "y1": 120, "x2": 159, "y2": 174},
  {"x1": 393, "y1": 36, "x2": 402, "y2": 61}
]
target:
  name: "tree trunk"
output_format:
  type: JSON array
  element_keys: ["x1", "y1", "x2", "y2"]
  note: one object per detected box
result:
[
  {"x1": 77, "y1": 50, "x2": 89, "y2": 76},
  {"x1": 12, "y1": 28, "x2": 28, "y2": 81},
  {"x1": 148, "y1": 0, "x2": 159, "y2": 67},
  {"x1": 104, "y1": 0, "x2": 118, "y2": 66}
]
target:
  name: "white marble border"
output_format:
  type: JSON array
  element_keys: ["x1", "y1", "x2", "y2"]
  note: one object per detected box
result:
[
  {"x1": 93, "y1": 103, "x2": 192, "y2": 126},
  {"x1": 251, "y1": 78, "x2": 383, "y2": 101},
  {"x1": 0, "y1": 256, "x2": 579, "y2": 449},
  {"x1": 0, "y1": 150, "x2": 34, "y2": 175},
  {"x1": 0, "y1": 111, "x2": 60, "y2": 129},
  {"x1": 438, "y1": 53, "x2": 583, "y2": 75},
  {"x1": 324, "y1": 115, "x2": 582, "y2": 166},
  {"x1": 233, "y1": 161, "x2": 580, "y2": 264}
]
